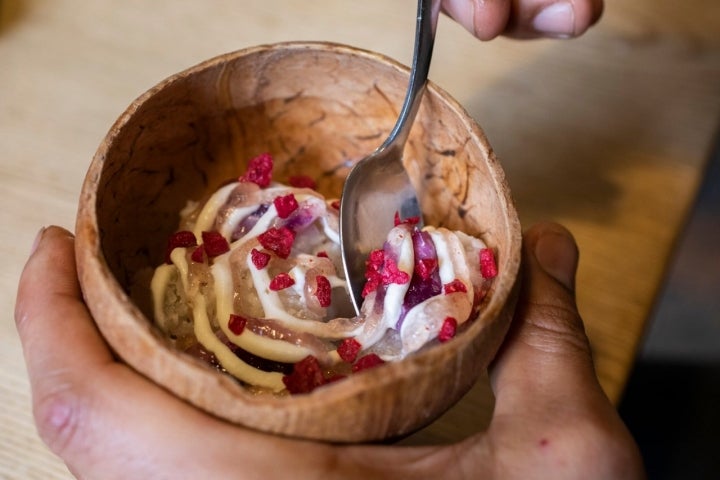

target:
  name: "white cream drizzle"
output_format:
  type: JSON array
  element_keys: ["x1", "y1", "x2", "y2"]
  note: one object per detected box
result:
[
  {"x1": 151, "y1": 263, "x2": 176, "y2": 331},
  {"x1": 192, "y1": 183, "x2": 236, "y2": 237},
  {"x1": 427, "y1": 228, "x2": 474, "y2": 306},
  {"x1": 192, "y1": 296, "x2": 285, "y2": 391}
]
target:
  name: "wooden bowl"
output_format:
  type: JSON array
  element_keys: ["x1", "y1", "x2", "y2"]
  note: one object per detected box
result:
[{"x1": 75, "y1": 42, "x2": 521, "y2": 443}]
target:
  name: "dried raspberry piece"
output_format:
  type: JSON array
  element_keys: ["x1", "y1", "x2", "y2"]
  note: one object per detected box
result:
[
  {"x1": 415, "y1": 258, "x2": 438, "y2": 280},
  {"x1": 273, "y1": 193, "x2": 299, "y2": 219},
  {"x1": 288, "y1": 175, "x2": 317, "y2": 190},
  {"x1": 361, "y1": 250, "x2": 410, "y2": 296},
  {"x1": 190, "y1": 245, "x2": 205, "y2": 263},
  {"x1": 316, "y1": 251, "x2": 329, "y2": 258},
  {"x1": 282, "y1": 355, "x2": 326, "y2": 394},
  {"x1": 315, "y1": 275, "x2": 332, "y2": 307},
  {"x1": 438, "y1": 317, "x2": 458, "y2": 343},
  {"x1": 269, "y1": 272, "x2": 295, "y2": 291},
  {"x1": 361, "y1": 277, "x2": 381, "y2": 298},
  {"x1": 165, "y1": 230, "x2": 197, "y2": 263},
  {"x1": 444, "y1": 279, "x2": 467, "y2": 294},
  {"x1": 250, "y1": 248, "x2": 271, "y2": 269},
  {"x1": 258, "y1": 227, "x2": 295, "y2": 259},
  {"x1": 393, "y1": 211, "x2": 420, "y2": 226},
  {"x1": 330, "y1": 199, "x2": 340, "y2": 210},
  {"x1": 352, "y1": 353, "x2": 385, "y2": 373},
  {"x1": 382, "y1": 257, "x2": 410, "y2": 286},
  {"x1": 362, "y1": 249, "x2": 385, "y2": 297},
  {"x1": 240, "y1": 152, "x2": 274, "y2": 188},
  {"x1": 201, "y1": 231, "x2": 230, "y2": 257},
  {"x1": 337, "y1": 338, "x2": 362, "y2": 363},
  {"x1": 479, "y1": 248, "x2": 498, "y2": 279},
  {"x1": 228, "y1": 314, "x2": 247, "y2": 335},
  {"x1": 366, "y1": 249, "x2": 385, "y2": 272}
]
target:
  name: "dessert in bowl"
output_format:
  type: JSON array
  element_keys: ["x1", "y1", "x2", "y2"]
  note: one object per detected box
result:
[{"x1": 75, "y1": 41, "x2": 521, "y2": 442}]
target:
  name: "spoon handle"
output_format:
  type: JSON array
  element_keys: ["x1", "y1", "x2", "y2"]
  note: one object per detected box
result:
[{"x1": 380, "y1": 0, "x2": 440, "y2": 155}]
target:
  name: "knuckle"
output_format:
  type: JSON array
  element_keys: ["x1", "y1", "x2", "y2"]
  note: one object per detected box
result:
[
  {"x1": 14, "y1": 305, "x2": 29, "y2": 336},
  {"x1": 32, "y1": 375, "x2": 87, "y2": 458},
  {"x1": 520, "y1": 301, "x2": 592, "y2": 358}
]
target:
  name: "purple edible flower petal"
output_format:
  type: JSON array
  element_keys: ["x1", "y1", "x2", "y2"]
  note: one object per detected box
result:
[
  {"x1": 231, "y1": 203, "x2": 270, "y2": 241},
  {"x1": 396, "y1": 230, "x2": 441, "y2": 329},
  {"x1": 279, "y1": 200, "x2": 323, "y2": 232}
]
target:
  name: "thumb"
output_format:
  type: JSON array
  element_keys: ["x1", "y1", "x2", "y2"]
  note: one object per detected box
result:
[{"x1": 490, "y1": 221, "x2": 602, "y2": 417}]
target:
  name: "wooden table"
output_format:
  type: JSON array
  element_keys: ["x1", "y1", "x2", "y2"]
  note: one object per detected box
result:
[{"x1": 2, "y1": 0, "x2": 718, "y2": 476}]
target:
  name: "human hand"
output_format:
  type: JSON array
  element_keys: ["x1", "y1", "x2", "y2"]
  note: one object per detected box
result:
[
  {"x1": 15, "y1": 223, "x2": 644, "y2": 479},
  {"x1": 441, "y1": 0, "x2": 604, "y2": 40}
]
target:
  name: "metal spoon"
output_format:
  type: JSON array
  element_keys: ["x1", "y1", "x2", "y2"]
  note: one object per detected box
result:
[{"x1": 340, "y1": 0, "x2": 440, "y2": 315}]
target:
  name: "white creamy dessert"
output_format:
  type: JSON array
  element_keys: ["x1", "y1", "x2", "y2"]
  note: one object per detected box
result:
[{"x1": 151, "y1": 153, "x2": 497, "y2": 394}]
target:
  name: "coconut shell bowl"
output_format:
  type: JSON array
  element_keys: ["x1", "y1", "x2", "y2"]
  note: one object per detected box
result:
[{"x1": 75, "y1": 41, "x2": 522, "y2": 443}]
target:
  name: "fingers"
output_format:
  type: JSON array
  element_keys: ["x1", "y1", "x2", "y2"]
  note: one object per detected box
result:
[
  {"x1": 506, "y1": 0, "x2": 604, "y2": 39},
  {"x1": 15, "y1": 226, "x2": 109, "y2": 475},
  {"x1": 441, "y1": 0, "x2": 511, "y2": 41},
  {"x1": 16, "y1": 227, "x2": 114, "y2": 379},
  {"x1": 15, "y1": 226, "x2": 131, "y2": 473},
  {"x1": 441, "y1": 0, "x2": 604, "y2": 40}
]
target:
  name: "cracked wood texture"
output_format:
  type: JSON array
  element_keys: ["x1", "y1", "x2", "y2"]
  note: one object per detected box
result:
[{"x1": 2, "y1": 0, "x2": 719, "y2": 477}]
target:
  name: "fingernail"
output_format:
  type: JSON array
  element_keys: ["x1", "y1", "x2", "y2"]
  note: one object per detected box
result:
[
  {"x1": 534, "y1": 227, "x2": 578, "y2": 290},
  {"x1": 31, "y1": 227, "x2": 46, "y2": 255},
  {"x1": 533, "y1": 2, "x2": 575, "y2": 38}
]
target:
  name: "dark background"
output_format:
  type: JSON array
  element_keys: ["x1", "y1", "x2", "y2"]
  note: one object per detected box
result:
[{"x1": 619, "y1": 134, "x2": 720, "y2": 479}]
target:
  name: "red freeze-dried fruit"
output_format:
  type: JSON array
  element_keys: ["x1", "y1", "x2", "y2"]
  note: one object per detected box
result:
[
  {"x1": 273, "y1": 193, "x2": 299, "y2": 219},
  {"x1": 258, "y1": 227, "x2": 295, "y2": 259},
  {"x1": 250, "y1": 248, "x2": 271, "y2": 269},
  {"x1": 382, "y1": 257, "x2": 410, "y2": 286},
  {"x1": 240, "y1": 152, "x2": 273, "y2": 188},
  {"x1": 362, "y1": 249, "x2": 385, "y2": 297},
  {"x1": 315, "y1": 275, "x2": 332, "y2": 307},
  {"x1": 201, "y1": 231, "x2": 230, "y2": 257},
  {"x1": 330, "y1": 199, "x2": 340, "y2": 210},
  {"x1": 366, "y1": 249, "x2": 385, "y2": 272},
  {"x1": 288, "y1": 175, "x2": 317, "y2": 190},
  {"x1": 361, "y1": 249, "x2": 410, "y2": 297},
  {"x1": 282, "y1": 355, "x2": 326, "y2": 394},
  {"x1": 190, "y1": 245, "x2": 205, "y2": 263},
  {"x1": 337, "y1": 338, "x2": 362, "y2": 363},
  {"x1": 438, "y1": 317, "x2": 458, "y2": 343},
  {"x1": 269, "y1": 272, "x2": 295, "y2": 291},
  {"x1": 362, "y1": 277, "x2": 380, "y2": 298},
  {"x1": 316, "y1": 251, "x2": 329, "y2": 258},
  {"x1": 415, "y1": 258, "x2": 438, "y2": 280},
  {"x1": 165, "y1": 230, "x2": 197, "y2": 263},
  {"x1": 352, "y1": 353, "x2": 385, "y2": 373},
  {"x1": 444, "y1": 279, "x2": 467, "y2": 294},
  {"x1": 393, "y1": 211, "x2": 420, "y2": 226},
  {"x1": 480, "y1": 248, "x2": 498, "y2": 279},
  {"x1": 228, "y1": 314, "x2": 247, "y2": 335}
]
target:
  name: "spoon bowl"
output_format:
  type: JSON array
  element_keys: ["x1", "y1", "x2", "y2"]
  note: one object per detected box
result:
[
  {"x1": 340, "y1": 0, "x2": 440, "y2": 313},
  {"x1": 75, "y1": 41, "x2": 522, "y2": 443}
]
